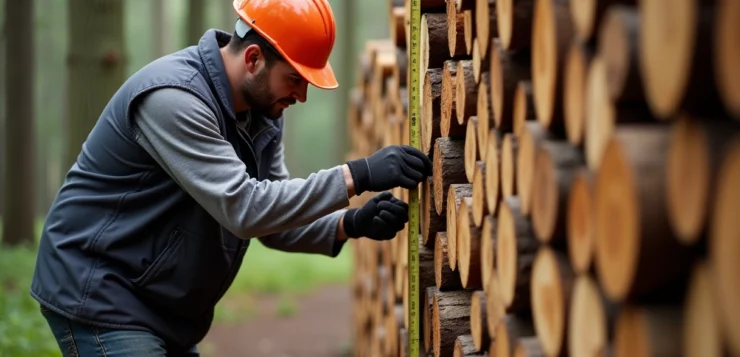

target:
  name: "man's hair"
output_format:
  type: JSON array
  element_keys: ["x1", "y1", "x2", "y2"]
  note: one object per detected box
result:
[{"x1": 227, "y1": 27, "x2": 283, "y2": 67}]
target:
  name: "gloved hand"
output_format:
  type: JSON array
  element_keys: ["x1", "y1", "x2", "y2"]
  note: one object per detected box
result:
[
  {"x1": 343, "y1": 191, "x2": 409, "y2": 240},
  {"x1": 346, "y1": 145, "x2": 433, "y2": 195}
]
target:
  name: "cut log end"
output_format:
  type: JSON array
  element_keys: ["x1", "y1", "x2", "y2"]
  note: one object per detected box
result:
[
  {"x1": 614, "y1": 306, "x2": 683, "y2": 357},
  {"x1": 567, "y1": 169, "x2": 595, "y2": 274},
  {"x1": 715, "y1": 0, "x2": 740, "y2": 118},
  {"x1": 465, "y1": 116, "x2": 480, "y2": 182},
  {"x1": 684, "y1": 260, "x2": 725, "y2": 357},
  {"x1": 497, "y1": 196, "x2": 538, "y2": 311},
  {"x1": 568, "y1": 274, "x2": 609, "y2": 357},
  {"x1": 531, "y1": 246, "x2": 574, "y2": 357},
  {"x1": 472, "y1": 161, "x2": 488, "y2": 226},
  {"x1": 485, "y1": 130, "x2": 502, "y2": 214},
  {"x1": 501, "y1": 133, "x2": 518, "y2": 198},
  {"x1": 531, "y1": 140, "x2": 584, "y2": 245},
  {"x1": 434, "y1": 232, "x2": 463, "y2": 290},
  {"x1": 710, "y1": 135, "x2": 740, "y2": 356},
  {"x1": 564, "y1": 41, "x2": 589, "y2": 146}
]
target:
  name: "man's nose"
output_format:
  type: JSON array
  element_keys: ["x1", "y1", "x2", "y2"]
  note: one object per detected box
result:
[{"x1": 293, "y1": 82, "x2": 308, "y2": 103}]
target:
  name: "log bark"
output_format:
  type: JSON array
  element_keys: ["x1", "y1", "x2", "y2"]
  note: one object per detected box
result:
[
  {"x1": 531, "y1": 246, "x2": 575, "y2": 357},
  {"x1": 434, "y1": 232, "x2": 463, "y2": 290},
  {"x1": 709, "y1": 134, "x2": 740, "y2": 355},
  {"x1": 531, "y1": 0, "x2": 575, "y2": 134},
  {"x1": 433, "y1": 290, "x2": 475, "y2": 357},
  {"x1": 496, "y1": 0, "x2": 535, "y2": 51},
  {"x1": 422, "y1": 177, "x2": 446, "y2": 247},
  {"x1": 470, "y1": 290, "x2": 490, "y2": 351},
  {"x1": 456, "y1": 60, "x2": 477, "y2": 125},
  {"x1": 566, "y1": 168, "x2": 596, "y2": 274},
  {"x1": 490, "y1": 39, "x2": 531, "y2": 132},
  {"x1": 433, "y1": 137, "x2": 467, "y2": 216},
  {"x1": 441, "y1": 61, "x2": 468, "y2": 138},
  {"x1": 513, "y1": 81, "x2": 536, "y2": 137},
  {"x1": 465, "y1": 116, "x2": 480, "y2": 182},
  {"x1": 424, "y1": 286, "x2": 439, "y2": 354},
  {"x1": 390, "y1": 6, "x2": 406, "y2": 48},
  {"x1": 594, "y1": 125, "x2": 696, "y2": 303},
  {"x1": 666, "y1": 115, "x2": 740, "y2": 245},
  {"x1": 531, "y1": 139, "x2": 585, "y2": 246},
  {"x1": 495, "y1": 314, "x2": 536, "y2": 357},
  {"x1": 475, "y1": 0, "x2": 498, "y2": 59},
  {"x1": 515, "y1": 337, "x2": 546, "y2": 357},
  {"x1": 472, "y1": 161, "x2": 488, "y2": 226},
  {"x1": 447, "y1": 0, "x2": 468, "y2": 57},
  {"x1": 421, "y1": 13, "x2": 452, "y2": 104},
  {"x1": 639, "y1": 0, "x2": 723, "y2": 119},
  {"x1": 501, "y1": 133, "x2": 518, "y2": 198},
  {"x1": 454, "y1": 334, "x2": 485, "y2": 357},
  {"x1": 457, "y1": 196, "x2": 483, "y2": 289},
  {"x1": 446, "y1": 183, "x2": 474, "y2": 270},
  {"x1": 423, "y1": 68, "x2": 444, "y2": 155},
  {"x1": 497, "y1": 196, "x2": 538, "y2": 312},
  {"x1": 715, "y1": 0, "x2": 740, "y2": 119}
]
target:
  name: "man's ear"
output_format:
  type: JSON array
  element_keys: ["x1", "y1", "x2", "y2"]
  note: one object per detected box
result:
[{"x1": 243, "y1": 44, "x2": 263, "y2": 73}]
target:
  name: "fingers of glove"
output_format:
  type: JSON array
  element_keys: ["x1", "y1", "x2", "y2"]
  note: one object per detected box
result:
[
  {"x1": 372, "y1": 217, "x2": 398, "y2": 239},
  {"x1": 398, "y1": 160, "x2": 425, "y2": 184},
  {"x1": 373, "y1": 191, "x2": 393, "y2": 203},
  {"x1": 401, "y1": 145, "x2": 434, "y2": 175},
  {"x1": 377, "y1": 201, "x2": 409, "y2": 221},
  {"x1": 397, "y1": 175, "x2": 419, "y2": 190},
  {"x1": 377, "y1": 210, "x2": 406, "y2": 231}
]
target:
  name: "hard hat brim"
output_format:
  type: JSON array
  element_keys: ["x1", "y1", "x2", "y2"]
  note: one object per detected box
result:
[{"x1": 289, "y1": 60, "x2": 339, "y2": 90}]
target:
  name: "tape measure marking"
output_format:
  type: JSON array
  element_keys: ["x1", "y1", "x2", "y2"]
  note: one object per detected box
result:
[{"x1": 408, "y1": 0, "x2": 421, "y2": 355}]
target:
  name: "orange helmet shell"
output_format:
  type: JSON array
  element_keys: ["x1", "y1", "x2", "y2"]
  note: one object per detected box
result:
[{"x1": 232, "y1": 0, "x2": 338, "y2": 89}]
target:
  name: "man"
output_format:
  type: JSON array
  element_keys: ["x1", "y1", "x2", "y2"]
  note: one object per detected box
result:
[{"x1": 30, "y1": 0, "x2": 432, "y2": 355}]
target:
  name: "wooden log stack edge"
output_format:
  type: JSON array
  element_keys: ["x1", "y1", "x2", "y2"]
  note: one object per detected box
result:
[{"x1": 348, "y1": 0, "x2": 740, "y2": 356}]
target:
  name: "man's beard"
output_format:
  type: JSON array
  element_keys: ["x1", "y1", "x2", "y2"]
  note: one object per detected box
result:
[{"x1": 240, "y1": 68, "x2": 295, "y2": 120}]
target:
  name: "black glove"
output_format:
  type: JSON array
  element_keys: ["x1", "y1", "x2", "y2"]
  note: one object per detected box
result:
[
  {"x1": 346, "y1": 145, "x2": 433, "y2": 195},
  {"x1": 343, "y1": 191, "x2": 409, "y2": 240}
]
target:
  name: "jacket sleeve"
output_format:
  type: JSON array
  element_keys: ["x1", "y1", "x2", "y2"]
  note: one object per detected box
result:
[
  {"x1": 131, "y1": 87, "x2": 351, "y2": 241},
  {"x1": 258, "y1": 136, "x2": 348, "y2": 257}
]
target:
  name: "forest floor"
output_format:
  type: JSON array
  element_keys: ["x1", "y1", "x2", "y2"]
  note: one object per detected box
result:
[{"x1": 201, "y1": 284, "x2": 353, "y2": 357}]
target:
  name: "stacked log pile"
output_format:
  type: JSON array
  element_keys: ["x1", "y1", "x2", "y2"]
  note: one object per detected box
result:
[{"x1": 347, "y1": 0, "x2": 740, "y2": 356}]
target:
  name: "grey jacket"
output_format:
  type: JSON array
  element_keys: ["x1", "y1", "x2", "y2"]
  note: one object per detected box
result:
[{"x1": 30, "y1": 29, "x2": 350, "y2": 350}]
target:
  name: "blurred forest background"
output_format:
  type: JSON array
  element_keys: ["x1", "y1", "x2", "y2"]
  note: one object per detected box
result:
[{"x1": 0, "y1": 0, "x2": 389, "y2": 356}]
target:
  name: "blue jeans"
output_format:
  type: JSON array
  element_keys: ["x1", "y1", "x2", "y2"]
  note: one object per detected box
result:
[{"x1": 40, "y1": 305, "x2": 199, "y2": 357}]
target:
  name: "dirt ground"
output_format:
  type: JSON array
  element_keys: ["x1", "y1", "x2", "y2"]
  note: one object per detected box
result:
[{"x1": 202, "y1": 284, "x2": 353, "y2": 357}]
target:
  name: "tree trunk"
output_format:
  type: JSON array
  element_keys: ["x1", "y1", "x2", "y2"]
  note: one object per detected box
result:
[
  {"x1": 66, "y1": 0, "x2": 126, "y2": 171},
  {"x1": 186, "y1": 0, "x2": 205, "y2": 47},
  {"x1": 3, "y1": 0, "x2": 36, "y2": 246}
]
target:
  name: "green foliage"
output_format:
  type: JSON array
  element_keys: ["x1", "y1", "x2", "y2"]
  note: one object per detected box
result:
[{"x1": 0, "y1": 245, "x2": 61, "y2": 357}]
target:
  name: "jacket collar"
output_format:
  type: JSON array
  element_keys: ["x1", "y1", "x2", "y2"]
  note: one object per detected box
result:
[{"x1": 196, "y1": 29, "x2": 280, "y2": 136}]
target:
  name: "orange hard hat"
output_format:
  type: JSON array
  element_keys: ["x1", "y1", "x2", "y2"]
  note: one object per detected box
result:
[{"x1": 232, "y1": 0, "x2": 338, "y2": 90}]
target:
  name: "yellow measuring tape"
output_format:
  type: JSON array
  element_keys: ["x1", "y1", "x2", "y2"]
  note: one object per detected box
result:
[{"x1": 407, "y1": 0, "x2": 421, "y2": 355}]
